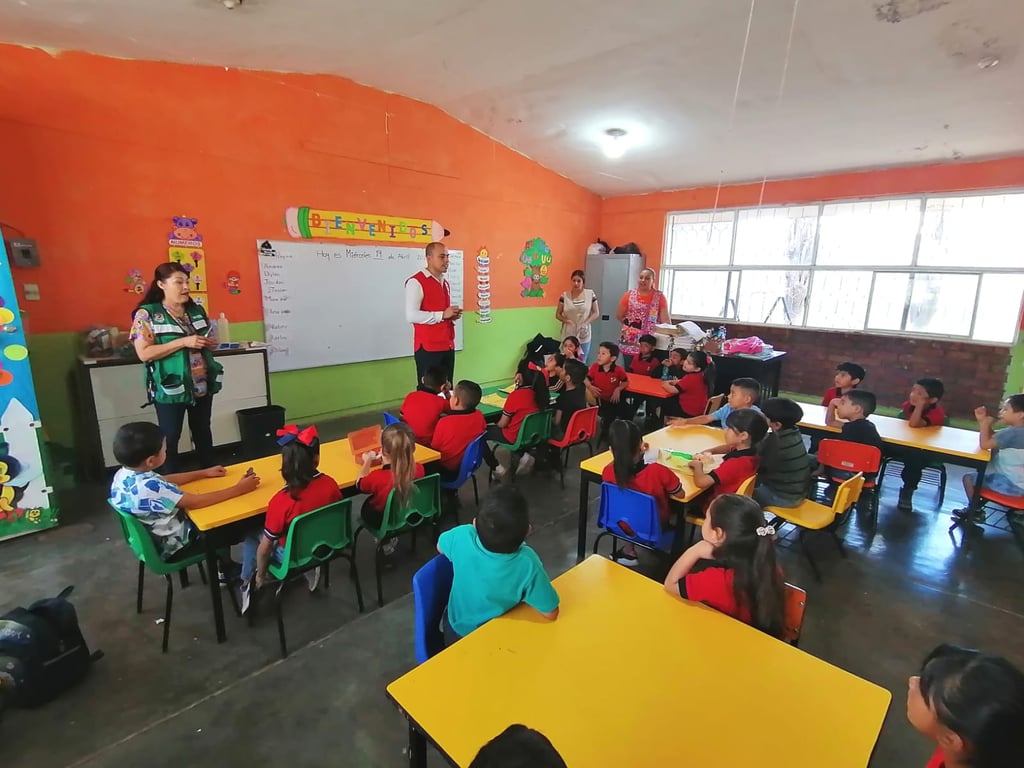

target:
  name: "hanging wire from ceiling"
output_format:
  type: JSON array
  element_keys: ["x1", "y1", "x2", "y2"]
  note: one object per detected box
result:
[{"x1": 756, "y1": 0, "x2": 800, "y2": 209}]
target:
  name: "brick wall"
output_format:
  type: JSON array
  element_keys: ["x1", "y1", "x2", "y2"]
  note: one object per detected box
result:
[{"x1": 717, "y1": 323, "x2": 1011, "y2": 418}]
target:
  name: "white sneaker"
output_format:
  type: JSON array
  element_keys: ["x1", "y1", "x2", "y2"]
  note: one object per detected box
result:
[
  {"x1": 612, "y1": 548, "x2": 640, "y2": 568},
  {"x1": 304, "y1": 566, "x2": 321, "y2": 593},
  {"x1": 239, "y1": 581, "x2": 253, "y2": 615},
  {"x1": 381, "y1": 537, "x2": 399, "y2": 556},
  {"x1": 493, "y1": 464, "x2": 508, "y2": 480},
  {"x1": 517, "y1": 453, "x2": 535, "y2": 476}
]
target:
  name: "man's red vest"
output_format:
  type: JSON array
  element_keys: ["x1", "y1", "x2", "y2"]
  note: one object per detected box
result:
[{"x1": 408, "y1": 271, "x2": 454, "y2": 352}]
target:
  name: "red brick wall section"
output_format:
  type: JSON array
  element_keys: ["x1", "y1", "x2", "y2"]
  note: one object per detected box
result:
[{"x1": 716, "y1": 323, "x2": 1010, "y2": 418}]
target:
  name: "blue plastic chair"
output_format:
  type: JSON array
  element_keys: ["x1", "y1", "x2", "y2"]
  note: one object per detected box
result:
[
  {"x1": 593, "y1": 482, "x2": 675, "y2": 559},
  {"x1": 439, "y1": 433, "x2": 486, "y2": 517},
  {"x1": 412, "y1": 554, "x2": 454, "y2": 663},
  {"x1": 383, "y1": 412, "x2": 401, "y2": 427}
]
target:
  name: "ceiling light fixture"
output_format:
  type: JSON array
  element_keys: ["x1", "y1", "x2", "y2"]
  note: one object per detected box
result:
[
  {"x1": 977, "y1": 55, "x2": 999, "y2": 70},
  {"x1": 602, "y1": 128, "x2": 628, "y2": 159}
]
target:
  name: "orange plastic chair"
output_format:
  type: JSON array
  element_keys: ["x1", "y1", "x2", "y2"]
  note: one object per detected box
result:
[
  {"x1": 685, "y1": 474, "x2": 756, "y2": 543},
  {"x1": 948, "y1": 487, "x2": 1024, "y2": 534},
  {"x1": 816, "y1": 439, "x2": 882, "y2": 528},
  {"x1": 704, "y1": 394, "x2": 726, "y2": 416},
  {"x1": 548, "y1": 406, "x2": 598, "y2": 488},
  {"x1": 783, "y1": 583, "x2": 807, "y2": 647}
]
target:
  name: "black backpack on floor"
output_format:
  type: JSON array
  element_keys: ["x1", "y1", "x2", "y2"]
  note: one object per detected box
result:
[{"x1": 0, "y1": 586, "x2": 102, "y2": 707}]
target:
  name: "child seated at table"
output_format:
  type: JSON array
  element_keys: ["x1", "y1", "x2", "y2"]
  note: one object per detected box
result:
[
  {"x1": 690, "y1": 408, "x2": 768, "y2": 510},
  {"x1": 662, "y1": 350, "x2": 716, "y2": 421},
  {"x1": 815, "y1": 390, "x2": 884, "y2": 482},
  {"x1": 242, "y1": 424, "x2": 341, "y2": 613},
  {"x1": 585, "y1": 341, "x2": 629, "y2": 438},
  {"x1": 897, "y1": 377, "x2": 947, "y2": 511},
  {"x1": 663, "y1": 494, "x2": 785, "y2": 638},
  {"x1": 469, "y1": 725, "x2": 568, "y2": 768},
  {"x1": 108, "y1": 421, "x2": 261, "y2": 570},
  {"x1": 438, "y1": 486, "x2": 559, "y2": 646},
  {"x1": 951, "y1": 394, "x2": 1024, "y2": 523},
  {"x1": 486, "y1": 361, "x2": 549, "y2": 479},
  {"x1": 400, "y1": 366, "x2": 450, "y2": 445},
  {"x1": 356, "y1": 422, "x2": 424, "y2": 558},
  {"x1": 822, "y1": 361, "x2": 865, "y2": 407},
  {"x1": 754, "y1": 398, "x2": 812, "y2": 509},
  {"x1": 431, "y1": 379, "x2": 487, "y2": 482},
  {"x1": 561, "y1": 335, "x2": 584, "y2": 362},
  {"x1": 544, "y1": 352, "x2": 566, "y2": 393},
  {"x1": 551, "y1": 360, "x2": 588, "y2": 440},
  {"x1": 624, "y1": 334, "x2": 663, "y2": 422},
  {"x1": 668, "y1": 377, "x2": 761, "y2": 427},
  {"x1": 907, "y1": 643, "x2": 1024, "y2": 768},
  {"x1": 601, "y1": 419, "x2": 682, "y2": 567}
]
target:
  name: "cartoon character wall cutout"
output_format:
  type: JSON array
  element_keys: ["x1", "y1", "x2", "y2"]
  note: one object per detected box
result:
[
  {"x1": 123, "y1": 269, "x2": 146, "y2": 295},
  {"x1": 519, "y1": 238, "x2": 552, "y2": 298},
  {"x1": 167, "y1": 215, "x2": 209, "y2": 310},
  {"x1": 475, "y1": 248, "x2": 491, "y2": 324},
  {"x1": 224, "y1": 270, "x2": 242, "y2": 295}
]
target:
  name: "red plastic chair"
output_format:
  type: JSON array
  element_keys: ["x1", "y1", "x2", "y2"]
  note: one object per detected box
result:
[
  {"x1": 816, "y1": 439, "x2": 882, "y2": 529},
  {"x1": 783, "y1": 583, "x2": 807, "y2": 647},
  {"x1": 548, "y1": 406, "x2": 599, "y2": 488},
  {"x1": 948, "y1": 487, "x2": 1024, "y2": 534}
]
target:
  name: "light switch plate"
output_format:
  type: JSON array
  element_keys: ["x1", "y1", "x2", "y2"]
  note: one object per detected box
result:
[{"x1": 24, "y1": 283, "x2": 40, "y2": 301}]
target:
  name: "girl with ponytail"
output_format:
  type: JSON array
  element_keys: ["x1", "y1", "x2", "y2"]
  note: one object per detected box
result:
[{"x1": 357, "y1": 422, "x2": 424, "y2": 556}]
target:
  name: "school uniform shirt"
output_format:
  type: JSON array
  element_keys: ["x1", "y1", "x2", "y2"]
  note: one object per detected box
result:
[
  {"x1": 601, "y1": 461, "x2": 683, "y2": 524},
  {"x1": 707, "y1": 448, "x2": 759, "y2": 505},
  {"x1": 401, "y1": 387, "x2": 449, "y2": 444},
  {"x1": 821, "y1": 385, "x2": 848, "y2": 405},
  {"x1": 501, "y1": 387, "x2": 540, "y2": 443},
  {"x1": 587, "y1": 363, "x2": 628, "y2": 402},
  {"x1": 438, "y1": 524, "x2": 559, "y2": 638},
  {"x1": 677, "y1": 559, "x2": 752, "y2": 626},
  {"x1": 900, "y1": 400, "x2": 946, "y2": 426},
  {"x1": 708, "y1": 402, "x2": 763, "y2": 425},
  {"x1": 628, "y1": 353, "x2": 662, "y2": 378},
  {"x1": 430, "y1": 409, "x2": 487, "y2": 473},
  {"x1": 925, "y1": 747, "x2": 944, "y2": 768},
  {"x1": 109, "y1": 468, "x2": 189, "y2": 559},
  {"x1": 356, "y1": 463, "x2": 426, "y2": 512},
  {"x1": 840, "y1": 418, "x2": 884, "y2": 452},
  {"x1": 676, "y1": 371, "x2": 709, "y2": 417},
  {"x1": 264, "y1": 473, "x2": 342, "y2": 546},
  {"x1": 757, "y1": 427, "x2": 811, "y2": 501},
  {"x1": 987, "y1": 425, "x2": 1024, "y2": 496},
  {"x1": 553, "y1": 386, "x2": 588, "y2": 433}
]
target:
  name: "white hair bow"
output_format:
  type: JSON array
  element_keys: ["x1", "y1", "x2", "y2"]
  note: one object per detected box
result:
[{"x1": 756, "y1": 525, "x2": 776, "y2": 538}]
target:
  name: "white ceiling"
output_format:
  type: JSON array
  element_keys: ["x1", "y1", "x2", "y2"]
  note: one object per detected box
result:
[{"x1": 2, "y1": 0, "x2": 1023, "y2": 195}]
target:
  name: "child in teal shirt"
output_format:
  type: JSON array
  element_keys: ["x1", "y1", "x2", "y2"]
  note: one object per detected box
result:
[{"x1": 438, "y1": 486, "x2": 559, "y2": 645}]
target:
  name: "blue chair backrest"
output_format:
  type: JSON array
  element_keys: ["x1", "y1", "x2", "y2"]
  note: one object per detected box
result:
[
  {"x1": 598, "y1": 482, "x2": 663, "y2": 548},
  {"x1": 383, "y1": 412, "x2": 401, "y2": 427},
  {"x1": 412, "y1": 554, "x2": 454, "y2": 663},
  {"x1": 453, "y1": 433, "x2": 485, "y2": 484}
]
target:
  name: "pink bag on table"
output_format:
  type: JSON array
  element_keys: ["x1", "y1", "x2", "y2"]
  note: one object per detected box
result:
[{"x1": 722, "y1": 336, "x2": 765, "y2": 355}]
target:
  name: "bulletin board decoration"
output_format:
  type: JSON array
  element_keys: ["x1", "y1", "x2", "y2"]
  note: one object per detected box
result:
[
  {"x1": 475, "y1": 247, "x2": 492, "y2": 324},
  {"x1": 519, "y1": 237, "x2": 552, "y2": 299},
  {"x1": 284, "y1": 206, "x2": 450, "y2": 244},
  {"x1": 123, "y1": 269, "x2": 146, "y2": 295},
  {"x1": 167, "y1": 216, "x2": 209, "y2": 310},
  {"x1": 224, "y1": 270, "x2": 242, "y2": 295}
]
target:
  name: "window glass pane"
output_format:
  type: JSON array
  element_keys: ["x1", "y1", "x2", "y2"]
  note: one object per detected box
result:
[
  {"x1": 817, "y1": 199, "x2": 919, "y2": 266},
  {"x1": 734, "y1": 206, "x2": 818, "y2": 265},
  {"x1": 867, "y1": 272, "x2": 909, "y2": 331},
  {"x1": 906, "y1": 273, "x2": 978, "y2": 336},
  {"x1": 805, "y1": 271, "x2": 872, "y2": 330},
  {"x1": 668, "y1": 270, "x2": 735, "y2": 319},
  {"x1": 735, "y1": 270, "x2": 809, "y2": 325},
  {"x1": 973, "y1": 273, "x2": 1024, "y2": 344},
  {"x1": 664, "y1": 212, "x2": 734, "y2": 266},
  {"x1": 918, "y1": 194, "x2": 1024, "y2": 268}
]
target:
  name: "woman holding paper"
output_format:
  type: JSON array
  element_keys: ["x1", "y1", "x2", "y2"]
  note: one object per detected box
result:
[
  {"x1": 615, "y1": 267, "x2": 669, "y2": 367},
  {"x1": 555, "y1": 270, "x2": 599, "y2": 362},
  {"x1": 131, "y1": 262, "x2": 221, "y2": 472}
]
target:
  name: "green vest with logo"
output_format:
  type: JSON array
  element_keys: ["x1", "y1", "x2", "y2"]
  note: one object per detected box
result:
[{"x1": 139, "y1": 302, "x2": 223, "y2": 404}]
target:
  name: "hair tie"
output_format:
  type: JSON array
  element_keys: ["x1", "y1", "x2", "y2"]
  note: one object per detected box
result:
[
  {"x1": 756, "y1": 525, "x2": 775, "y2": 538},
  {"x1": 705, "y1": 354, "x2": 711, "y2": 365},
  {"x1": 276, "y1": 424, "x2": 319, "y2": 447}
]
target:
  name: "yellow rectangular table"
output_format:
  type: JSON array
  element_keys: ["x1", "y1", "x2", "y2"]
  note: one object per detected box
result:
[
  {"x1": 183, "y1": 437, "x2": 440, "y2": 642},
  {"x1": 576, "y1": 424, "x2": 723, "y2": 561},
  {"x1": 387, "y1": 556, "x2": 891, "y2": 768}
]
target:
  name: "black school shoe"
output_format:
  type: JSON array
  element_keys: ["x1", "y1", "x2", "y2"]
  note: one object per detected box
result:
[{"x1": 897, "y1": 488, "x2": 914, "y2": 511}]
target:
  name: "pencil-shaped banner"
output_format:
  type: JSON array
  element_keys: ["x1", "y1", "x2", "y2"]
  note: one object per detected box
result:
[{"x1": 285, "y1": 207, "x2": 450, "y2": 244}]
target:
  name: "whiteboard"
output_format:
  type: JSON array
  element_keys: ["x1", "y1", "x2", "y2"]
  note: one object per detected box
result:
[{"x1": 256, "y1": 239, "x2": 464, "y2": 373}]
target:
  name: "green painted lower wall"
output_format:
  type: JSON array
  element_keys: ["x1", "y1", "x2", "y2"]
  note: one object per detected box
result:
[{"x1": 1007, "y1": 330, "x2": 1024, "y2": 396}]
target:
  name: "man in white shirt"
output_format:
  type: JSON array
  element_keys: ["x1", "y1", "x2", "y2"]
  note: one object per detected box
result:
[{"x1": 405, "y1": 242, "x2": 462, "y2": 386}]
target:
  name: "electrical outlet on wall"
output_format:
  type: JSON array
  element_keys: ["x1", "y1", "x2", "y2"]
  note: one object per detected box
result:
[{"x1": 24, "y1": 283, "x2": 40, "y2": 301}]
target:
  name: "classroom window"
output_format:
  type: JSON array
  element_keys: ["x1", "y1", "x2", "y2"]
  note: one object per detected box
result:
[{"x1": 662, "y1": 191, "x2": 1024, "y2": 344}]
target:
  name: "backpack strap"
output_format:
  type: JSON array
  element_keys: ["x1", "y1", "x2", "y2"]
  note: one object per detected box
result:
[{"x1": 56, "y1": 586, "x2": 74, "y2": 600}]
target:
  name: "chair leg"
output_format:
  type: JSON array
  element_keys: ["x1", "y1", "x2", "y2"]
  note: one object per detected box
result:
[
  {"x1": 830, "y1": 529, "x2": 847, "y2": 558},
  {"x1": 136, "y1": 561, "x2": 145, "y2": 614},
  {"x1": 798, "y1": 531, "x2": 822, "y2": 583},
  {"x1": 275, "y1": 584, "x2": 288, "y2": 658},
  {"x1": 593, "y1": 531, "x2": 608, "y2": 556},
  {"x1": 197, "y1": 563, "x2": 208, "y2": 585},
  {"x1": 323, "y1": 560, "x2": 331, "y2": 590},
  {"x1": 558, "y1": 447, "x2": 567, "y2": 489},
  {"x1": 375, "y1": 542, "x2": 385, "y2": 608},
  {"x1": 938, "y1": 466, "x2": 947, "y2": 506},
  {"x1": 224, "y1": 577, "x2": 242, "y2": 618},
  {"x1": 471, "y1": 475, "x2": 479, "y2": 507},
  {"x1": 348, "y1": 553, "x2": 365, "y2": 613},
  {"x1": 162, "y1": 575, "x2": 174, "y2": 653},
  {"x1": 179, "y1": 570, "x2": 190, "y2": 589}
]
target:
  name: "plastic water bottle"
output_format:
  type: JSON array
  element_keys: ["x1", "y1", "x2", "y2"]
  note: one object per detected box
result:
[{"x1": 218, "y1": 312, "x2": 230, "y2": 343}]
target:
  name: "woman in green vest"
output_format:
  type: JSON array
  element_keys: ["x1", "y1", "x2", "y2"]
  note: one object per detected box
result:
[{"x1": 130, "y1": 262, "x2": 223, "y2": 472}]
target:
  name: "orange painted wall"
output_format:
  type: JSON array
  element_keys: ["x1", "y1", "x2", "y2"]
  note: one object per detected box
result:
[
  {"x1": 0, "y1": 46, "x2": 600, "y2": 333},
  {"x1": 600, "y1": 157, "x2": 1024, "y2": 276}
]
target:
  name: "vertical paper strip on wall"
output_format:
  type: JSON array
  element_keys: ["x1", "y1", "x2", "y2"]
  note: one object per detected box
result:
[
  {"x1": 475, "y1": 247, "x2": 491, "y2": 323},
  {"x1": 167, "y1": 216, "x2": 210, "y2": 312}
]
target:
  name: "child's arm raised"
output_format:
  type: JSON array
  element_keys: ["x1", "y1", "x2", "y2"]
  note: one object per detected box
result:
[
  {"x1": 357, "y1": 452, "x2": 377, "y2": 480},
  {"x1": 906, "y1": 398, "x2": 931, "y2": 428},
  {"x1": 179, "y1": 473, "x2": 260, "y2": 510},
  {"x1": 975, "y1": 406, "x2": 998, "y2": 450},
  {"x1": 664, "y1": 540, "x2": 714, "y2": 593}
]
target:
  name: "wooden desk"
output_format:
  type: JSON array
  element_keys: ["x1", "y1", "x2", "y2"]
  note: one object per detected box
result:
[
  {"x1": 576, "y1": 425, "x2": 723, "y2": 561},
  {"x1": 711, "y1": 349, "x2": 787, "y2": 398},
  {"x1": 183, "y1": 438, "x2": 440, "y2": 643},
  {"x1": 387, "y1": 556, "x2": 891, "y2": 768}
]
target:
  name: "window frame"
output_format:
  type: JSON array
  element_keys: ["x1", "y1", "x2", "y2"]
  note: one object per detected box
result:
[{"x1": 660, "y1": 189, "x2": 1024, "y2": 346}]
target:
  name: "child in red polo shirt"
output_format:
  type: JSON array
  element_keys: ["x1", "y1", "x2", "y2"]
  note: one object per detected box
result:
[
  {"x1": 601, "y1": 419, "x2": 682, "y2": 567},
  {"x1": 586, "y1": 341, "x2": 628, "y2": 439},
  {"x1": 907, "y1": 643, "x2": 1024, "y2": 768},
  {"x1": 400, "y1": 366, "x2": 450, "y2": 445},
  {"x1": 430, "y1": 379, "x2": 486, "y2": 482},
  {"x1": 485, "y1": 362, "x2": 549, "y2": 479},
  {"x1": 356, "y1": 422, "x2": 425, "y2": 556},
  {"x1": 624, "y1": 334, "x2": 663, "y2": 422},
  {"x1": 663, "y1": 494, "x2": 784, "y2": 637},
  {"x1": 244, "y1": 423, "x2": 341, "y2": 614},
  {"x1": 662, "y1": 350, "x2": 716, "y2": 421},
  {"x1": 897, "y1": 377, "x2": 946, "y2": 511},
  {"x1": 690, "y1": 408, "x2": 768, "y2": 509}
]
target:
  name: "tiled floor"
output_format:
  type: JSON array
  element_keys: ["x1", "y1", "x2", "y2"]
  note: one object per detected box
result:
[{"x1": 2, "y1": 414, "x2": 1023, "y2": 767}]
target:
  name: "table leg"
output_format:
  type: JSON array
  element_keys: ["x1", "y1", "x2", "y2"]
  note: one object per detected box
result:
[
  {"x1": 772, "y1": 358, "x2": 783, "y2": 397},
  {"x1": 408, "y1": 722, "x2": 427, "y2": 768},
  {"x1": 203, "y1": 533, "x2": 228, "y2": 644},
  {"x1": 971, "y1": 464, "x2": 987, "y2": 508},
  {"x1": 577, "y1": 474, "x2": 592, "y2": 563}
]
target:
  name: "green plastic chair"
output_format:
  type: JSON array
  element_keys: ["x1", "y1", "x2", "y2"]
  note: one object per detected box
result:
[
  {"x1": 489, "y1": 410, "x2": 554, "y2": 484},
  {"x1": 264, "y1": 498, "x2": 365, "y2": 657},
  {"x1": 110, "y1": 504, "x2": 210, "y2": 653},
  {"x1": 354, "y1": 474, "x2": 443, "y2": 607}
]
